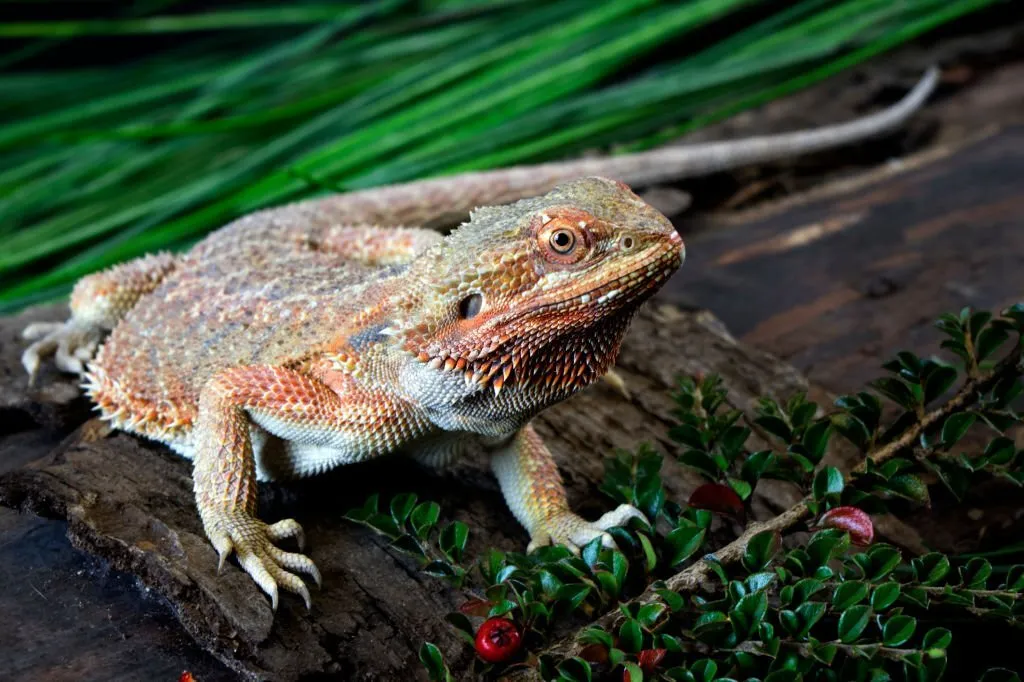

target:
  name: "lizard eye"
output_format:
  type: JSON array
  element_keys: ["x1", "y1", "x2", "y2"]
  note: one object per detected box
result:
[
  {"x1": 458, "y1": 293, "x2": 483, "y2": 320},
  {"x1": 534, "y1": 210, "x2": 593, "y2": 266},
  {"x1": 549, "y1": 229, "x2": 576, "y2": 254}
]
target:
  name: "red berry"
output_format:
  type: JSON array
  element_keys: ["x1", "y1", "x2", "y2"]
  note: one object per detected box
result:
[
  {"x1": 179, "y1": 673, "x2": 196, "y2": 682},
  {"x1": 474, "y1": 617, "x2": 522, "y2": 663},
  {"x1": 819, "y1": 506, "x2": 874, "y2": 546},
  {"x1": 688, "y1": 483, "x2": 744, "y2": 517}
]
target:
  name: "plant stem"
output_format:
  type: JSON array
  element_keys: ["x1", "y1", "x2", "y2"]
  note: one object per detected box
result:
[{"x1": 515, "y1": 344, "x2": 1022, "y2": 676}]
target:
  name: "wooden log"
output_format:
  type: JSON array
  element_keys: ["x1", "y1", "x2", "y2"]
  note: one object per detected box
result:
[{"x1": 0, "y1": 302, "x2": 812, "y2": 681}]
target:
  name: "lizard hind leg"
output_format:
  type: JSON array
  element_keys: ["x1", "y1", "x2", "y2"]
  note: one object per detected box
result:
[{"x1": 22, "y1": 252, "x2": 177, "y2": 381}]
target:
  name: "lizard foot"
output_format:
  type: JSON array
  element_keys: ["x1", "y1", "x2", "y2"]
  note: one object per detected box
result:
[
  {"x1": 22, "y1": 319, "x2": 104, "y2": 380},
  {"x1": 203, "y1": 511, "x2": 321, "y2": 611},
  {"x1": 527, "y1": 504, "x2": 646, "y2": 554}
]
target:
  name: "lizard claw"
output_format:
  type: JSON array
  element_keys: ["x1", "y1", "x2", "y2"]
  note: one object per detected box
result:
[
  {"x1": 21, "y1": 319, "x2": 104, "y2": 381},
  {"x1": 203, "y1": 510, "x2": 320, "y2": 610},
  {"x1": 527, "y1": 504, "x2": 646, "y2": 554}
]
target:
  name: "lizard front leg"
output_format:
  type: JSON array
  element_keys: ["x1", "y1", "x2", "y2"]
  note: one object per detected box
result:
[
  {"x1": 490, "y1": 423, "x2": 644, "y2": 552},
  {"x1": 194, "y1": 364, "x2": 431, "y2": 609},
  {"x1": 22, "y1": 252, "x2": 177, "y2": 379}
]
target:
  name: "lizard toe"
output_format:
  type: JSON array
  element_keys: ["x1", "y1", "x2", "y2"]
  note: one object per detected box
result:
[
  {"x1": 593, "y1": 504, "x2": 646, "y2": 531},
  {"x1": 265, "y1": 544, "x2": 322, "y2": 588},
  {"x1": 21, "y1": 319, "x2": 104, "y2": 380},
  {"x1": 266, "y1": 518, "x2": 306, "y2": 551},
  {"x1": 529, "y1": 505, "x2": 648, "y2": 555},
  {"x1": 22, "y1": 321, "x2": 64, "y2": 341},
  {"x1": 203, "y1": 511, "x2": 320, "y2": 610},
  {"x1": 236, "y1": 545, "x2": 282, "y2": 611}
]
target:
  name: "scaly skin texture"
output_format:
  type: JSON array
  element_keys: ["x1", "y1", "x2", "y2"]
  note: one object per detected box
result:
[
  {"x1": 21, "y1": 71, "x2": 937, "y2": 610},
  {"x1": 25, "y1": 177, "x2": 682, "y2": 611}
]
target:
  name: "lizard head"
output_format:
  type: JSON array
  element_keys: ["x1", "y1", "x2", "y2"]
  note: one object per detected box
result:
[{"x1": 396, "y1": 176, "x2": 684, "y2": 412}]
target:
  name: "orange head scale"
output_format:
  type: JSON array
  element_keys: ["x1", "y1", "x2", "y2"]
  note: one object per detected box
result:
[{"x1": 394, "y1": 177, "x2": 684, "y2": 425}]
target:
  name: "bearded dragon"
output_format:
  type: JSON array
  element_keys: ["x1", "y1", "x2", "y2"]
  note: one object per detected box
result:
[{"x1": 21, "y1": 69, "x2": 937, "y2": 611}]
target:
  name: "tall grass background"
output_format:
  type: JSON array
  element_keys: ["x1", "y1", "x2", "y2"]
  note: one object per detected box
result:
[{"x1": 0, "y1": 0, "x2": 1000, "y2": 312}]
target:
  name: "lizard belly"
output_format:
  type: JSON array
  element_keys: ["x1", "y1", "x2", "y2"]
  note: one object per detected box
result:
[{"x1": 248, "y1": 411, "x2": 378, "y2": 480}]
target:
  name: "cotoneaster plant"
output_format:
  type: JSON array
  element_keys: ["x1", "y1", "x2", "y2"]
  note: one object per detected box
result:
[{"x1": 345, "y1": 304, "x2": 1024, "y2": 682}]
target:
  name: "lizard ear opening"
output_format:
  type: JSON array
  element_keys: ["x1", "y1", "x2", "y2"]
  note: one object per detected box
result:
[{"x1": 458, "y1": 293, "x2": 483, "y2": 320}]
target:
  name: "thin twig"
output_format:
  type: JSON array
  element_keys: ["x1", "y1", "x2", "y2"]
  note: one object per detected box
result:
[{"x1": 510, "y1": 345, "x2": 1021, "y2": 677}]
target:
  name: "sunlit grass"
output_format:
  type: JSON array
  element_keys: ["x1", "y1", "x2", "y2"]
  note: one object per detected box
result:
[{"x1": 0, "y1": 0, "x2": 999, "y2": 311}]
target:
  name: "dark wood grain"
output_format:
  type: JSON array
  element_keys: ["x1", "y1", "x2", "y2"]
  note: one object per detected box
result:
[{"x1": 664, "y1": 126, "x2": 1024, "y2": 394}]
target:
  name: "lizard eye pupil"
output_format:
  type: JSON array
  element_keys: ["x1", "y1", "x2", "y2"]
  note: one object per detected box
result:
[
  {"x1": 458, "y1": 293, "x2": 483, "y2": 320},
  {"x1": 550, "y1": 229, "x2": 575, "y2": 254}
]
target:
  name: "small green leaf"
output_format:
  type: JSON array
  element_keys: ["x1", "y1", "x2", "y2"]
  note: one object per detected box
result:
[
  {"x1": 657, "y1": 589, "x2": 685, "y2": 613},
  {"x1": 389, "y1": 493, "x2": 417, "y2": 528},
  {"x1": 421, "y1": 560, "x2": 459, "y2": 580},
  {"x1": 969, "y1": 310, "x2": 992, "y2": 343},
  {"x1": 727, "y1": 477, "x2": 753, "y2": 501},
  {"x1": 885, "y1": 474, "x2": 931, "y2": 505},
  {"x1": 872, "y1": 377, "x2": 918, "y2": 410},
  {"x1": 488, "y1": 599, "x2": 516, "y2": 618},
  {"x1": 871, "y1": 581, "x2": 901, "y2": 610},
  {"x1": 733, "y1": 591, "x2": 768, "y2": 635},
  {"x1": 795, "y1": 601, "x2": 826, "y2": 637},
  {"x1": 802, "y1": 421, "x2": 832, "y2": 461},
  {"x1": 882, "y1": 614, "x2": 917, "y2": 646},
  {"x1": 742, "y1": 530, "x2": 781, "y2": 572},
  {"x1": 679, "y1": 449, "x2": 722, "y2": 479},
  {"x1": 557, "y1": 584, "x2": 592, "y2": 611},
  {"x1": 1004, "y1": 565, "x2": 1024, "y2": 590},
  {"x1": 806, "y1": 529, "x2": 849, "y2": 568},
  {"x1": 838, "y1": 604, "x2": 872, "y2": 643},
  {"x1": 638, "y1": 603, "x2": 666, "y2": 629},
  {"x1": 582, "y1": 536, "x2": 603, "y2": 568},
  {"x1": 578, "y1": 626, "x2": 614, "y2": 648},
  {"x1": 941, "y1": 412, "x2": 976, "y2": 447},
  {"x1": 755, "y1": 415, "x2": 792, "y2": 442},
  {"x1": 778, "y1": 609, "x2": 799, "y2": 637},
  {"x1": 669, "y1": 424, "x2": 705, "y2": 449},
  {"x1": 410, "y1": 501, "x2": 441, "y2": 540},
  {"x1": 741, "y1": 450, "x2": 775, "y2": 485},
  {"x1": 924, "y1": 366, "x2": 958, "y2": 403},
  {"x1": 666, "y1": 526, "x2": 706, "y2": 566},
  {"x1": 867, "y1": 545, "x2": 903, "y2": 580},
  {"x1": 831, "y1": 580, "x2": 869, "y2": 610},
  {"x1": 557, "y1": 657, "x2": 593, "y2": 682},
  {"x1": 912, "y1": 553, "x2": 951, "y2": 585},
  {"x1": 638, "y1": 533, "x2": 657, "y2": 573},
  {"x1": 438, "y1": 521, "x2": 469, "y2": 564},
  {"x1": 975, "y1": 325, "x2": 1010, "y2": 363},
  {"x1": 812, "y1": 466, "x2": 844, "y2": 502},
  {"x1": 922, "y1": 627, "x2": 952, "y2": 650},
  {"x1": 811, "y1": 642, "x2": 838, "y2": 665},
  {"x1": 690, "y1": 658, "x2": 718, "y2": 681},
  {"x1": 418, "y1": 642, "x2": 451, "y2": 682},
  {"x1": 618, "y1": 618, "x2": 643, "y2": 653},
  {"x1": 961, "y1": 557, "x2": 993, "y2": 588},
  {"x1": 622, "y1": 662, "x2": 643, "y2": 682}
]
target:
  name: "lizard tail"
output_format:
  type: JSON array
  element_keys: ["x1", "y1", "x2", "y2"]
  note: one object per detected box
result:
[
  {"x1": 548, "y1": 67, "x2": 940, "y2": 188},
  {"x1": 299, "y1": 69, "x2": 939, "y2": 228}
]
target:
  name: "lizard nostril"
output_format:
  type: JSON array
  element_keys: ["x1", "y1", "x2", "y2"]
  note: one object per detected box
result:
[
  {"x1": 458, "y1": 293, "x2": 483, "y2": 320},
  {"x1": 619, "y1": 234, "x2": 636, "y2": 251}
]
